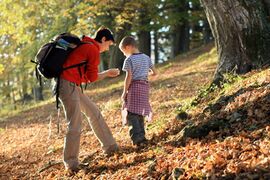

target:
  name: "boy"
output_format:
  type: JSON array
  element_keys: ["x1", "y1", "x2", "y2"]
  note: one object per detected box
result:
[{"x1": 119, "y1": 36, "x2": 157, "y2": 146}]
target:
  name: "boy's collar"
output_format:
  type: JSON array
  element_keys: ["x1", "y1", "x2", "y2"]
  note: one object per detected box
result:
[{"x1": 132, "y1": 52, "x2": 142, "y2": 55}]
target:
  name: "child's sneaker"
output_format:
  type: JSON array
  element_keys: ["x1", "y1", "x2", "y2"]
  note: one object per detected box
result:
[{"x1": 134, "y1": 138, "x2": 148, "y2": 147}]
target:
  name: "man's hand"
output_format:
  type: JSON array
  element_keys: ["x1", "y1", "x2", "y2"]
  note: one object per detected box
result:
[
  {"x1": 97, "y1": 68, "x2": 120, "y2": 81},
  {"x1": 106, "y1": 68, "x2": 120, "y2": 77}
]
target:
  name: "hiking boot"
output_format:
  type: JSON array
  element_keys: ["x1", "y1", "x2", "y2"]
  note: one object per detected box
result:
[{"x1": 103, "y1": 144, "x2": 119, "y2": 157}]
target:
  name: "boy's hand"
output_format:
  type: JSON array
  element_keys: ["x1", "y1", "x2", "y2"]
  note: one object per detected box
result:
[
  {"x1": 149, "y1": 71, "x2": 157, "y2": 76},
  {"x1": 106, "y1": 68, "x2": 120, "y2": 77},
  {"x1": 149, "y1": 67, "x2": 157, "y2": 76}
]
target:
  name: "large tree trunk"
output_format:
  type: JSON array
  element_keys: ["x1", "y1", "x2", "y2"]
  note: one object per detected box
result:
[{"x1": 200, "y1": 0, "x2": 270, "y2": 82}]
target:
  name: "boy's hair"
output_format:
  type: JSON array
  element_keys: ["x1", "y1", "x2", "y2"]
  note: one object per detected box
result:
[
  {"x1": 119, "y1": 36, "x2": 137, "y2": 48},
  {"x1": 94, "y1": 27, "x2": 115, "y2": 43}
]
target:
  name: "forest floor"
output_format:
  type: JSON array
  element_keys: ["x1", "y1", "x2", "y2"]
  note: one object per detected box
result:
[{"x1": 0, "y1": 43, "x2": 270, "y2": 179}]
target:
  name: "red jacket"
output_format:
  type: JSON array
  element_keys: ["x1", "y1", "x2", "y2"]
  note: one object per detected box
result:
[{"x1": 61, "y1": 36, "x2": 100, "y2": 85}]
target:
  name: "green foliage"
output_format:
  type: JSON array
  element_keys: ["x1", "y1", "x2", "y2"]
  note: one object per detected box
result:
[
  {"x1": 147, "y1": 116, "x2": 168, "y2": 132},
  {"x1": 0, "y1": 97, "x2": 54, "y2": 119},
  {"x1": 222, "y1": 73, "x2": 243, "y2": 86},
  {"x1": 0, "y1": 64, "x2": 4, "y2": 75},
  {"x1": 0, "y1": 0, "x2": 208, "y2": 114},
  {"x1": 177, "y1": 73, "x2": 243, "y2": 115}
]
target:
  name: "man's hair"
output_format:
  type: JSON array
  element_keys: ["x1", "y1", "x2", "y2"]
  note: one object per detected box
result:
[
  {"x1": 94, "y1": 27, "x2": 115, "y2": 43},
  {"x1": 119, "y1": 36, "x2": 137, "y2": 48}
]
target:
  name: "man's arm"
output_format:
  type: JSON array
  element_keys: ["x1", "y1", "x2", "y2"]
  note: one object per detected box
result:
[{"x1": 97, "y1": 68, "x2": 120, "y2": 81}]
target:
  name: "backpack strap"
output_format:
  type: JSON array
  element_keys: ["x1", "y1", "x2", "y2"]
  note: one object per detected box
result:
[
  {"x1": 55, "y1": 77, "x2": 61, "y2": 109},
  {"x1": 54, "y1": 61, "x2": 88, "y2": 109},
  {"x1": 62, "y1": 61, "x2": 87, "y2": 71}
]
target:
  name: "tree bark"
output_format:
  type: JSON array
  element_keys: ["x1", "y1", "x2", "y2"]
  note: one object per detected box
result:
[
  {"x1": 200, "y1": 0, "x2": 270, "y2": 81},
  {"x1": 33, "y1": 86, "x2": 44, "y2": 101},
  {"x1": 171, "y1": 20, "x2": 190, "y2": 57},
  {"x1": 263, "y1": 0, "x2": 270, "y2": 16},
  {"x1": 203, "y1": 20, "x2": 213, "y2": 44},
  {"x1": 138, "y1": 8, "x2": 151, "y2": 57},
  {"x1": 138, "y1": 30, "x2": 151, "y2": 57},
  {"x1": 170, "y1": 1, "x2": 190, "y2": 58},
  {"x1": 100, "y1": 53, "x2": 109, "y2": 71},
  {"x1": 109, "y1": 24, "x2": 131, "y2": 70},
  {"x1": 154, "y1": 30, "x2": 159, "y2": 64}
]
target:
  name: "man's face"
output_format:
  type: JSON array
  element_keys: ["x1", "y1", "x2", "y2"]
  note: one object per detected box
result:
[{"x1": 100, "y1": 38, "x2": 114, "y2": 53}]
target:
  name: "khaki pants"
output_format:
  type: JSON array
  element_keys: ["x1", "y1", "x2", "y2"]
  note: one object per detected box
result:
[{"x1": 59, "y1": 79, "x2": 117, "y2": 169}]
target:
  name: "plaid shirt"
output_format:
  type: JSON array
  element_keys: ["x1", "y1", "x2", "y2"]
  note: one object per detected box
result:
[{"x1": 124, "y1": 80, "x2": 152, "y2": 116}]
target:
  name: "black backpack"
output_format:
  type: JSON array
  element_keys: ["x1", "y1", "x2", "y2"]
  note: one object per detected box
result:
[
  {"x1": 32, "y1": 33, "x2": 88, "y2": 79},
  {"x1": 31, "y1": 33, "x2": 89, "y2": 108}
]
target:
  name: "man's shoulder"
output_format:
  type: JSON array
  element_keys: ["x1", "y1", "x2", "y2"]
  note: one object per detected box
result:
[{"x1": 76, "y1": 42, "x2": 99, "y2": 54}]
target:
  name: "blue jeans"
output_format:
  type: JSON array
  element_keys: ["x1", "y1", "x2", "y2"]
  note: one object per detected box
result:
[{"x1": 127, "y1": 112, "x2": 146, "y2": 144}]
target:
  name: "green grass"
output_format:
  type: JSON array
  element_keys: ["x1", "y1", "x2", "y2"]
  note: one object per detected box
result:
[
  {"x1": 159, "y1": 62, "x2": 173, "y2": 71},
  {"x1": 194, "y1": 48, "x2": 217, "y2": 63},
  {"x1": 147, "y1": 116, "x2": 168, "y2": 133},
  {"x1": 102, "y1": 99, "x2": 122, "y2": 111},
  {"x1": 0, "y1": 98, "x2": 54, "y2": 120}
]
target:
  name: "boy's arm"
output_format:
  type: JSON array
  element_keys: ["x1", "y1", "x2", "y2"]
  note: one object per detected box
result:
[{"x1": 122, "y1": 69, "x2": 132, "y2": 101}]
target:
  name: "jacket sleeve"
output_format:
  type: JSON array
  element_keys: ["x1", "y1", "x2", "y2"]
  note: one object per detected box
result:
[{"x1": 85, "y1": 46, "x2": 100, "y2": 82}]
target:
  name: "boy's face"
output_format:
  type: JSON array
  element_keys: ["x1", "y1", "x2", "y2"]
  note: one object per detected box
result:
[{"x1": 120, "y1": 45, "x2": 132, "y2": 57}]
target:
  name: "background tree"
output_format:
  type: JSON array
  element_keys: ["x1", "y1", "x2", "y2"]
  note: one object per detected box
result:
[
  {"x1": 200, "y1": 0, "x2": 270, "y2": 83},
  {"x1": 0, "y1": 0, "x2": 214, "y2": 109},
  {"x1": 168, "y1": 0, "x2": 190, "y2": 57}
]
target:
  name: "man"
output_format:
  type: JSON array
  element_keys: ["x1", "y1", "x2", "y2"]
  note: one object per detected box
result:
[{"x1": 59, "y1": 27, "x2": 119, "y2": 173}]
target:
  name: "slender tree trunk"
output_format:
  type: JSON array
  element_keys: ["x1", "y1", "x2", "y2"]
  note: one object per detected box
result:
[
  {"x1": 171, "y1": 20, "x2": 190, "y2": 57},
  {"x1": 32, "y1": 72, "x2": 44, "y2": 101},
  {"x1": 138, "y1": 30, "x2": 151, "y2": 57},
  {"x1": 263, "y1": 0, "x2": 270, "y2": 16},
  {"x1": 33, "y1": 84, "x2": 44, "y2": 101},
  {"x1": 203, "y1": 20, "x2": 212, "y2": 44},
  {"x1": 109, "y1": 24, "x2": 131, "y2": 70},
  {"x1": 171, "y1": 0, "x2": 190, "y2": 58},
  {"x1": 100, "y1": 53, "x2": 109, "y2": 71},
  {"x1": 200, "y1": 0, "x2": 270, "y2": 82},
  {"x1": 33, "y1": 87, "x2": 44, "y2": 101},
  {"x1": 138, "y1": 8, "x2": 151, "y2": 57},
  {"x1": 6, "y1": 76, "x2": 11, "y2": 100},
  {"x1": 154, "y1": 30, "x2": 159, "y2": 64}
]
